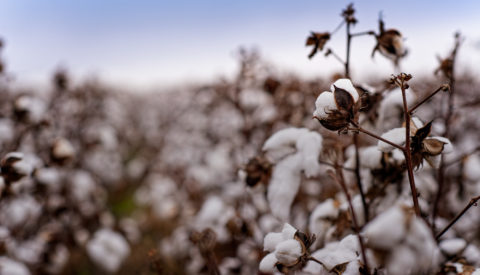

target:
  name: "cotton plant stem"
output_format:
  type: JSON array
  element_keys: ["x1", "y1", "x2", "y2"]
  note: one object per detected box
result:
[
  {"x1": 326, "y1": 48, "x2": 346, "y2": 66},
  {"x1": 353, "y1": 134, "x2": 369, "y2": 222},
  {"x1": 351, "y1": 30, "x2": 375, "y2": 37},
  {"x1": 345, "y1": 21, "x2": 351, "y2": 78},
  {"x1": 435, "y1": 195, "x2": 480, "y2": 240},
  {"x1": 408, "y1": 85, "x2": 449, "y2": 115},
  {"x1": 318, "y1": 159, "x2": 355, "y2": 172},
  {"x1": 344, "y1": 18, "x2": 369, "y2": 222},
  {"x1": 329, "y1": 167, "x2": 370, "y2": 275},
  {"x1": 347, "y1": 126, "x2": 405, "y2": 151},
  {"x1": 399, "y1": 80, "x2": 421, "y2": 217}
]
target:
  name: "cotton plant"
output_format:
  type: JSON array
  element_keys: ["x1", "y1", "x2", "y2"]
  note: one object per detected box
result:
[{"x1": 261, "y1": 127, "x2": 323, "y2": 221}]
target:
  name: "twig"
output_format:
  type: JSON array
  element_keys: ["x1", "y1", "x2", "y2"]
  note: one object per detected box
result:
[
  {"x1": 347, "y1": 126, "x2": 405, "y2": 151},
  {"x1": 408, "y1": 85, "x2": 449, "y2": 114},
  {"x1": 345, "y1": 20, "x2": 352, "y2": 78},
  {"x1": 328, "y1": 165, "x2": 370, "y2": 275},
  {"x1": 398, "y1": 76, "x2": 421, "y2": 217},
  {"x1": 351, "y1": 30, "x2": 375, "y2": 37},
  {"x1": 353, "y1": 134, "x2": 369, "y2": 222},
  {"x1": 318, "y1": 159, "x2": 355, "y2": 172},
  {"x1": 331, "y1": 20, "x2": 346, "y2": 36},
  {"x1": 326, "y1": 48, "x2": 346, "y2": 66},
  {"x1": 435, "y1": 195, "x2": 480, "y2": 240}
]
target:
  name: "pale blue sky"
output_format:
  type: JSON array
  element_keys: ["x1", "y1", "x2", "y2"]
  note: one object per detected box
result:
[{"x1": 1, "y1": 0, "x2": 479, "y2": 89}]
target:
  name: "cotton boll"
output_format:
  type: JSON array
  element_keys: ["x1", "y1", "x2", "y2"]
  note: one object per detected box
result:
[
  {"x1": 343, "y1": 260, "x2": 361, "y2": 275},
  {"x1": 439, "y1": 238, "x2": 467, "y2": 256},
  {"x1": 51, "y1": 138, "x2": 75, "y2": 161},
  {"x1": 34, "y1": 167, "x2": 61, "y2": 192},
  {"x1": 0, "y1": 257, "x2": 31, "y2": 275},
  {"x1": 0, "y1": 119, "x2": 14, "y2": 144},
  {"x1": 239, "y1": 89, "x2": 270, "y2": 109},
  {"x1": 302, "y1": 259, "x2": 330, "y2": 275},
  {"x1": 264, "y1": 128, "x2": 323, "y2": 220},
  {"x1": 267, "y1": 154, "x2": 302, "y2": 221},
  {"x1": 386, "y1": 245, "x2": 416, "y2": 275},
  {"x1": 411, "y1": 116, "x2": 424, "y2": 128},
  {"x1": 281, "y1": 223, "x2": 297, "y2": 240},
  {"x1": 311, "y1": 242, "x2": 357, "y2": 271},
  {"x1": 86, "y1": 229, "x2": 130, "y2": 273},
  {"x1": 2, "y1": 196, "x2": 42, "y2": 229},
  {"x1": 465, "y1": 155, "x2": 480, "y2": 181},
  {"x1": 264, "y1": 232, "x2": 284, "y2": 252},
  {"x1": 360, "y1": 146, "x2": 383, "y2": 169},
  {"x1": 259, "y1": 253, "x2": 278, "y2": 273},
  {"x1": 263, "y1": 128, "x2": 309, "y2": 153},
  {"x1": 296, "y1": 131, "x2": 322, "y2": 177},
  {"x1": 275, "y1": 239, "x2": 303, "y2": 266},
  {"x1": 331, "y1": 79, "x2": 359, "y2": 102},
  {"x1": 377, "y1": 128, "x2": 405, "y2": 152},
  {"x1": 363, "y1": 206, "x2": 406, "y2": 250},
  {"x1": 313, "y1": 91, "x2": 336, "y2": 119},
  {"x1": 258, "y1": 214, "x2": 281, "y2": 234},
  {"x1": 463, "y1": 244, "x2": 480, "y2": 266}
]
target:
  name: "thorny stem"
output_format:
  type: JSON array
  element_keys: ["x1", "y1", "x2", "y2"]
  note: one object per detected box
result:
[
  {"x1": 408, "y1": 85, "x2": 449, "y2": 114},
  {"x1": 399, "y1": 78, "x2": 421, "y2": 217},
  {"x1": 435, "y1": 195, "x2": 480, "y2": 240},
  {"x1": 347, "y1": 126, "x2": 405, "y2": 151},
  {"x1": 329, "y1": 166, "x2": 370, "y2": 275}
]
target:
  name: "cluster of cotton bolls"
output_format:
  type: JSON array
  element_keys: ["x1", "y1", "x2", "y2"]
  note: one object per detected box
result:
[
  {"x1": 0, "y1": 70, "x2": 139, "y2": 274},
  {"x1": 252, "y1": 77, "x2": 480, "y2": 275}
]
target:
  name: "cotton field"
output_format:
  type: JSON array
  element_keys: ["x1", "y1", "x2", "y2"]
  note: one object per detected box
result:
[{"x1": 1, "y1": 2, "x2": 480, "y2": 275}]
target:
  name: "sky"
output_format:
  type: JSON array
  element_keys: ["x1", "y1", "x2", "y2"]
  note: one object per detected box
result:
[{"x1": 0, "y1": 0, "x2": 479, "y2": 90}]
